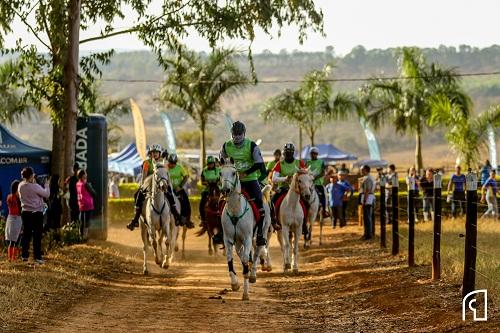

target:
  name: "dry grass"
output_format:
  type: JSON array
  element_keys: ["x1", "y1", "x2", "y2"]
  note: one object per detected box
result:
[
  {"x1": 386, "y1": 218, "x2": 500, "y2": 301},
  {"x1": 0, "y1": 244, "x2": 131, "y2": 331}
]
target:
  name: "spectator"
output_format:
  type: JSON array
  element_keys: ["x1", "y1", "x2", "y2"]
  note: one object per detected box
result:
[
  {"x1": 76, "y1": 169, "x2": 96, "y2": 240},
  {"x1": 108, "y1": 175, "x2": 120, "y2": 198},
  {"x1": 66, "y1": 163, "x2": 80, "y2": 223},
  {"x1": 406, "y1": 166, "x2": 420, "y2": 222},
  {"x1": 419, "y1": 168, "x2": 434, "y2": 222},
  {"x1": 18, "y1": 167, "x2": 50, "y2": 264},
  {"x1": 385, "y1": 164, "x2": 396, "y2": 224},
  {"x1": 447, "y1": 165, "x2": 466, "y2": 218},
  {"x1": 480, "y1": 160, "x2": 492, "y2": 186},
  {"x1": 5, "y1": 180, "x2": 22, "y2": 261},
  {"x1": 481, "y1": 169, "x2": 498, "y2": 220},
  {"x1": 339, "y1": 163, "x2": 349, "y2": 175},
  {"x1": 360, "y1": 165, "x2": 376, "y2": 240},
  {"x1": 326, "y1": 172, "x2": 354, "y2": 228},
  {"x1": 46, "y1": 175, "x2": 63, "y2": 231}
]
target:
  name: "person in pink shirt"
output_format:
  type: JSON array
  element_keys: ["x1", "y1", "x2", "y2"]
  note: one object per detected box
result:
[
  {"x1": 18, "y1": 167, "x2": 50, "y2": 264},
  {"x1": 76, "y1": 169, "x2": 96, "y2": 240}
]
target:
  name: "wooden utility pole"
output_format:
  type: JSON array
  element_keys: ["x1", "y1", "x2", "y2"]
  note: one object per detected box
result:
[
  {"x1": 391, "y1": 173, "x2": 399, "y2": 255},
  {"x1": 432, "y1": 173, "x2": 442, "y2": 280},
  {"x1": 408, "y1": 177, "x2": 416, "y2": 266},
  {"x1": 380, "y1": 176, "x2": 386, "y2": 248}
]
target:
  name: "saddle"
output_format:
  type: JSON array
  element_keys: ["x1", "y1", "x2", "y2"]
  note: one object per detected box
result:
[
  {"x1": 219, "y1": 190, "x2": 260, "y2": 222},
  {"x1": 275, "y1": 191, "x2": 308, "y2": 222}
]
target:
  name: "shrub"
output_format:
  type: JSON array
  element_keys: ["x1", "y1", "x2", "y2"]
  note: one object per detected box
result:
[{"x1": 61, "y1": 222, "x2": 83, "y2": 246}]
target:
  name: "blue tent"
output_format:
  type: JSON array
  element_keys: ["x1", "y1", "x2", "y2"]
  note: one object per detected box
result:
[
  {"x1": 108, "y1": 143, "x2": 142, "y2": 176},
  {"x1": 353, "y1": 159, "x2": 389, "y2": 169},
  {"x1": 298, "y1": 144, "x2": 357, "y2": 162},
  {"x1": 0, "y1": 124, "x2": 51, "y2": 215}
]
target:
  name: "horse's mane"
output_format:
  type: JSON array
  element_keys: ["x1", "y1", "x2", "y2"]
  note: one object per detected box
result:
[{"x1": 296, "y1": 168, "x2": 309, "y2": 175}]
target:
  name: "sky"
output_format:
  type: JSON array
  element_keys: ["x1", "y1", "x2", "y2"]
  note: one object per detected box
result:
[{"x1": 4, "y1": 0, "x2": 500, "y2": 55}]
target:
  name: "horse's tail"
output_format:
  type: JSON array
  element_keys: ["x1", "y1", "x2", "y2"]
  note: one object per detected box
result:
[
  {"x1": 195, "y1": 225, "x2": 207, "y2": 237},
  {"x1": 262, "y1": 184, "x2": 272, "y2": 202}
]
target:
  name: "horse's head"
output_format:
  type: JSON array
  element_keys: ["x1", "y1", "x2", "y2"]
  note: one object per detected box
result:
[
  {"x1": 220, "y1": 158, "x2": 239, "y2": 196},
  {"x1": 294, "y1": 168, "x2": 313, "y2": 201},
  {"x1": 208, "y1": 182, "x2": 221, "y2": 199},
  {"x1": 153, "y1": 163, "x2": 169, "y2": 193}
]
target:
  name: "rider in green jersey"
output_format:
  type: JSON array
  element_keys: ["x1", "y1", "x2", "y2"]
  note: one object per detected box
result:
[
  {"x1": 306, "y1": 146, "x2": 330, "y2": 218},
  {"x1": 167, "y1": 154, "x2": 194, "y2": 229},
  {"x1": 199, "y1": 156, "x2": 221, "y2": 227}
]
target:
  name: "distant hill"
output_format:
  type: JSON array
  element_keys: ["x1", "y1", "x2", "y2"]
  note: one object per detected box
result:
[{"x1": 7, "y1": 45, "x2": 500, "y2": 167}]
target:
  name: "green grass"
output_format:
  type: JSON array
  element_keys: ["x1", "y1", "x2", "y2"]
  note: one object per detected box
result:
[{"x1": 386, "y1": 218, "x2": 500, "y2": 301}]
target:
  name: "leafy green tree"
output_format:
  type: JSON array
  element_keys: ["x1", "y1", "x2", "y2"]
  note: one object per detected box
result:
[
  {"x1": 364, "y1": 47, "x2": 471, "y2": 171},
  {"x1": 261, "y1": 65, "x2": 356, "y2": 151},
  {"x1": 159, "y1": 48, "x2": 248, "y2": 170},
  {"x1": 0, "y1": 0, "x2": 324, "y2": 177},
  {"x1": 0, "y1": 60, "x2": 32, "y2": 124},
  {"x1": 177, "y1": 130, "x2": 214, "y2": 149}
]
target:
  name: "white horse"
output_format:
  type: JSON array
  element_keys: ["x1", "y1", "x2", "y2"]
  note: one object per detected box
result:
[
  {"x1": 258, "y1": 185, "x2": 274, "y2": 272},
  {"x1": 140, "y1": 164, "x2": 171, "y2": 275},
  {"x1": 220, "y1": 160, "x2": 268, "y2": 301},
  {"x1": 277, "y1": 170, "x2": 313, "y2": 273},
  {"x1": 172, "y1": 194, "x2": 188, "y2": 260},
  {"x1": 304, "y1": 179, "x2": 323, "y2": 249}
]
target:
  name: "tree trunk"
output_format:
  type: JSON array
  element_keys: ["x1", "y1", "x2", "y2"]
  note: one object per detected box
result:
[
  {"x1": 51, "y1": 124, "x2": 64, "y2": 176},
  {"x1": 415, "y1": 131, "x2": 423, "y2": 173},
  {"x1": 62, "y1": 0, "x2": 80, "y2": 178},
  {"x1": 200, "y1": 121, "x2": 206, "y2": 172},
  {"x1": 310, "y1": 128, "x2": 315, "y2": 147}
]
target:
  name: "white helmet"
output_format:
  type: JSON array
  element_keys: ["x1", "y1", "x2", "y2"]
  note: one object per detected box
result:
[
  {"x1": 310, "y1": 146, "x2": 319, "y2": 154},
  {"x1": 150, "y1": 144, "x2": 163, "y2": 153}
]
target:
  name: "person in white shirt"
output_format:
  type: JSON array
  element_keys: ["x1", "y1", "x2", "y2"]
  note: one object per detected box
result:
[
  {"x1": 108, "y1": 175, "x2": 120, "y2": 198},
  {"x1": 360, "y1": 165, "x2": 376, "y2": 240}
]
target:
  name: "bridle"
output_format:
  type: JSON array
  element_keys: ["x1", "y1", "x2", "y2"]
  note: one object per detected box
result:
[{"x1": 221, "y1": 165, "x2": 240, "y2": 196}]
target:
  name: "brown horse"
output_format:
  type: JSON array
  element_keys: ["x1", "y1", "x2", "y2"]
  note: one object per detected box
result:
[{"x1": 195, "y1": 183, "x2": 223, "y2": 255}]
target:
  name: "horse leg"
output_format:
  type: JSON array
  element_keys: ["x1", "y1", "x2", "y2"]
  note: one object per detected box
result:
[
  {"x1": 250, "y1": 243, "x2": 259, "y2": 284},
  {"x1": 208, "y1": 231, "x2": 214, "y2": 255},
  {"x1": 242, "y1": 237, "x2": 252, "y2": 300},
  {"x1": 281, "y1": 225, "x2": 291, "y2": 272},
  {"x1": 293, "y1": 223, "x2": 300, "y2": 273},
  {"x1": 182, "y1": 226, "x2": 187, "y2": 260},
  {"x1": 319, "y1": 210, "x2": 323, "y2": 246},
  {"x1": 225, "y1": 240, "x2": 239, "y2": 292},
  {"x1": 141, "y1": 224, "x2": 149, "y2": 275}
]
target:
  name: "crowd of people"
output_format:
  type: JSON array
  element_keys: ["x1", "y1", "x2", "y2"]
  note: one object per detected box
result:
[{"x1": 2, "y1": 163, "x2": 96, "y2": 264}]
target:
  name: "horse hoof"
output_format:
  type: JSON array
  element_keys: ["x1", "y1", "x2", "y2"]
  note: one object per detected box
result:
[
  {"x1": 161, "y1": 262, "x2": 169, "y2": 269},
  {"x1": 249, "y1": 276, "x2": 257, "y2": 283},
  {"x1": 293, "y1": 268, "x2": 299, "y2": 274},
  {"x1": 242, "y1": 293, "x2": 250, "y2": 301},
  {"x1": 284, "y1": 263, "x2": 291, "y2": 270},
  {"x1": 174, "y1": 245, "x2": 179, "y2": 252},
  {"x1": 231, "y1": 283, "x2": 240, "y2": 291},
  {"x1": 143, "y1": 270, "x2": 149, "y2": 276},
  {"x1": 266, "y1": 266, "x2": 273, "y2": 272},
  {"x1": 209, "y1": 249, "x2": 213, "y2": 256}
]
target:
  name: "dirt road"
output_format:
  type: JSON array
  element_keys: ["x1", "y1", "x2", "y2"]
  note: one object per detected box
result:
[{"x1": 26, "y1": 223, "x2": 498, "y2": 333}]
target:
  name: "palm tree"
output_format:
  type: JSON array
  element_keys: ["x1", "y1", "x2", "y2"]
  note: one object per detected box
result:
[
  {"x1": 364, "y1": 47, "x2": 471, "y2": 171},
  {"x1": 262, "y1": 65, "x2": 356, "y2": 152},
  {"x1": 159, "y1": 48, "x2": 249, "y2": 170},
  {"x1": 431, "y1": 101, "x2": 500, "y2": 168}
]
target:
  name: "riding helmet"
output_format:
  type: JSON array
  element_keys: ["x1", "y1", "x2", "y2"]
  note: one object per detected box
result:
[
  {"x1": 150, "y1": 144, "x2": 163, "y2": 153},
  {"x1": 283, "y1": 142, "x2": 295, "y2": 153},
  {"x1": 168, "y1": 153, "x2": 178, "y2": 164},
  {"x1": 231, "y1": 121, "x2": 246, "y2": 136},
  {"x1": 207, "y1": 156, "x2": 215, "y2": 164}
]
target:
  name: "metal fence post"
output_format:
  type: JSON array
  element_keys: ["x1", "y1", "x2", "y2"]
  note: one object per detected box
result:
[
  {"x1": 408, "y1": 177, "x2": 416, "y2": 267},
  {"x1": 432, "y1": 173, "x2": 442, "y2": 280},
  {"x1": 392, "y1": 173, "x2": 399, "y2": 255},
  {"x1": 462, "y1": 172, "x2": 478, "y2": 298}
]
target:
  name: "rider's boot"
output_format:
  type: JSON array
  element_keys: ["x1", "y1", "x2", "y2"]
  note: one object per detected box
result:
[
  {"x1": 166, "y1": 192, "x2": 182, "y2": 226},
  {"x1": 256, "y1": 209, "x2": 267, "y2": 246},
  {"x1": 270, "y1": 202, "x2": 281, "y2": 231},
  {"x1": 212, "y1": 230, "x2": 224, "y2": 244},
  {"x1": 126, "y1": 206, "x2": 141, "y2": 231}
]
